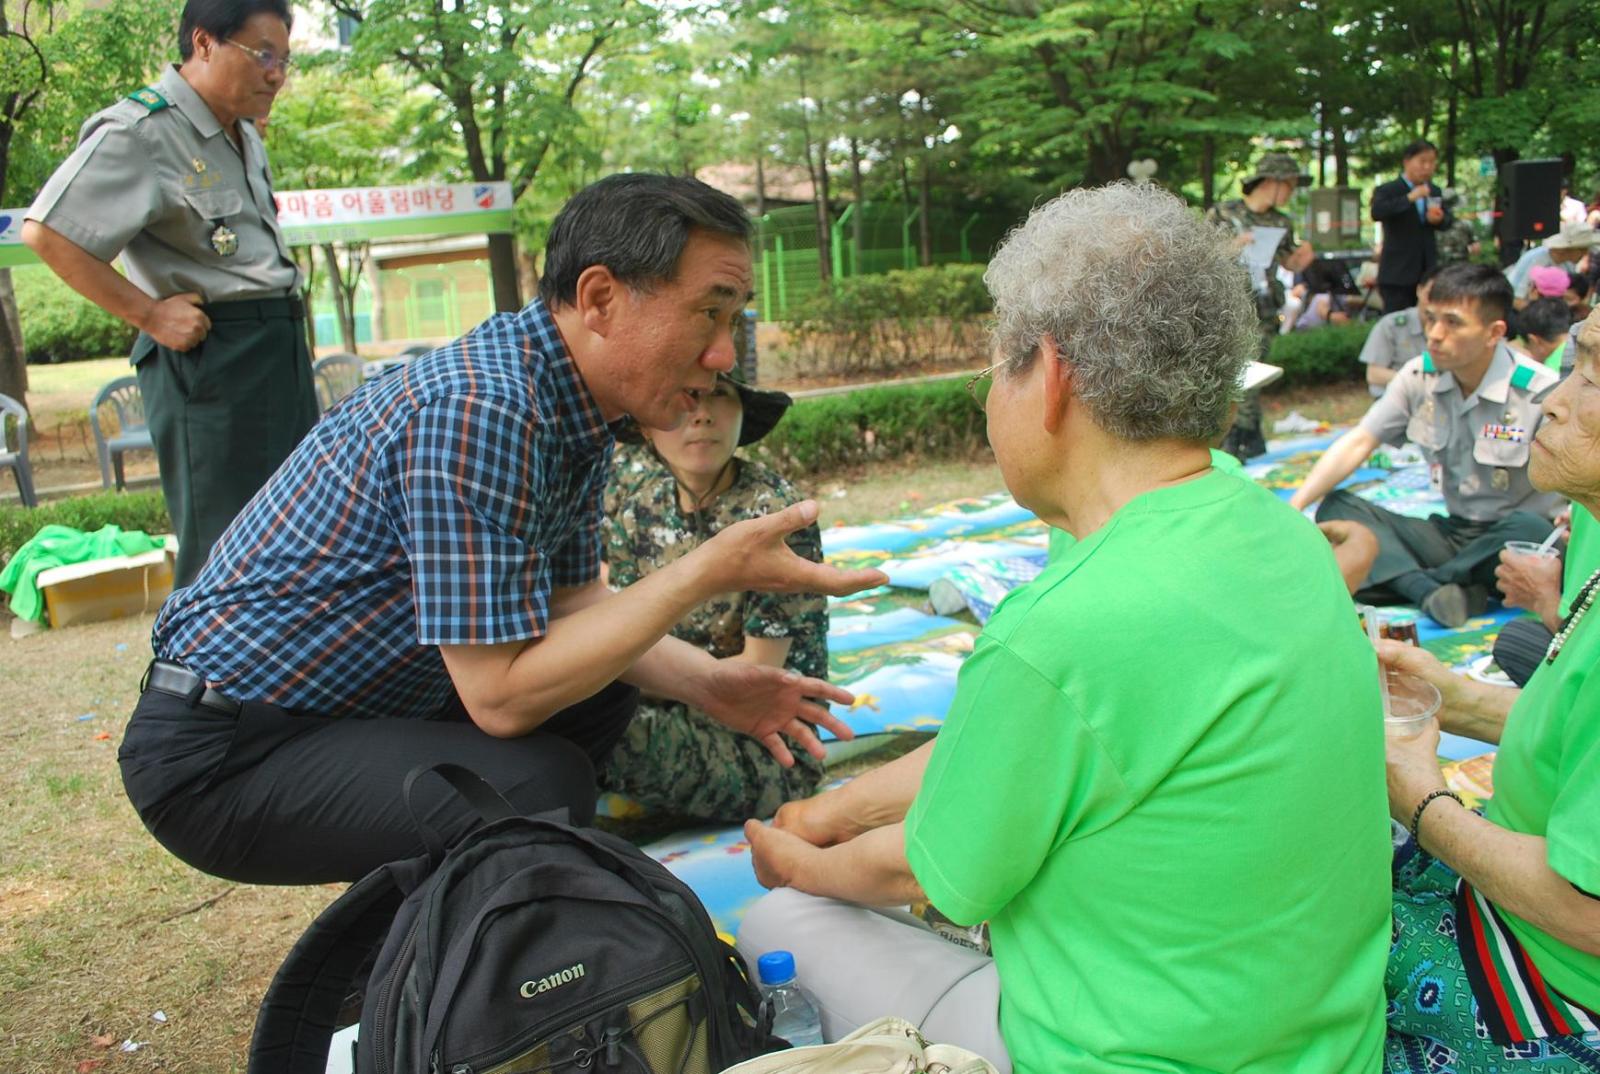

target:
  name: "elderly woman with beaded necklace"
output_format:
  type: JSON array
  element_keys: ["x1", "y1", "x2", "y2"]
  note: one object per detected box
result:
[{"x1": 1377, "y1": 313, "x2": 1600, "y2": 1071}]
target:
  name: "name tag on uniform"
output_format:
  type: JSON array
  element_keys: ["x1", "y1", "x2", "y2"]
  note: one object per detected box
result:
[{"x1": 1479, "y1": 423, "x2": 1525, "y2": 442}]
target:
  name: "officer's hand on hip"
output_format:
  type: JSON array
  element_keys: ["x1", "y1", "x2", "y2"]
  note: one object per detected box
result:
[{"x1": 144, "y1": 293, "x2": 212, "y2": 351}]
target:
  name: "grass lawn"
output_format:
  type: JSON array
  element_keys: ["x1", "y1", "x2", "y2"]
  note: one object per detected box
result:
[{"x1": 24, "y1": 357, "x2": 132, "y2": 425}]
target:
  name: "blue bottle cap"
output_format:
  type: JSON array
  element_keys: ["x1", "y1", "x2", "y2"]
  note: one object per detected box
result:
[{"x1": 757, "y1": 950, "x2": 796, "y2": 985}]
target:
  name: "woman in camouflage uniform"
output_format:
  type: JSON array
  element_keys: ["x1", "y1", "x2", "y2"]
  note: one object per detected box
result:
[{"x1": 600, "y1": 370, "x2": 830, "y2": 821}]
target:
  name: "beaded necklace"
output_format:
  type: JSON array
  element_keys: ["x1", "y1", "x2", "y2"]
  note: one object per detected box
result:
[{"x1": 1544, "y1": 567, "x2": 1600, "y2": 666}]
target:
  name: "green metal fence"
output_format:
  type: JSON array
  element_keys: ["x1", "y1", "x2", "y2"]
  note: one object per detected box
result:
[{"x1": 753, "y1": 203, "x2": 1011, "y2": 321}]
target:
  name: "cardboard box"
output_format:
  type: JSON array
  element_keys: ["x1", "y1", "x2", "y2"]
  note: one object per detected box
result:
[{"x1": 37, "y1": 536, "x2": 177, "y2": 628}]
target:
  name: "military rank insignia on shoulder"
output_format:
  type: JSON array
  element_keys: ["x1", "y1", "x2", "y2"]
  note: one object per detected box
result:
[
  {"x1": 127, "y1": 87, "x2": 169, "y2": 112},
  {"x1": 1509, "y1": 360, "x2": 1557, "y2": 393}
]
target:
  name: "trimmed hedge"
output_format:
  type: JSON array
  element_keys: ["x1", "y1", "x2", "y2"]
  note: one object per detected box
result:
[
  {"x1": 16, "y1": 267, "x2": 138, "y2": 364},
  {"x1": 751, "y1": 377, "x2": 988, "y2": 478},
  {"x1": 0, "y1": 490, "x2": 170, "y2": 564},
  {"x1": 1267, "y1": 320, "x2": 1373, "y2": 385},
  {"x1": 777, "y1": 264, "x2": 991, "y2": 378}
]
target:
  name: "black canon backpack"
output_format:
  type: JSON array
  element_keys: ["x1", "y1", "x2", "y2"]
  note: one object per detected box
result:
[{"x1": 248, "y1": 764, "x2": 774, "y2": 1074}]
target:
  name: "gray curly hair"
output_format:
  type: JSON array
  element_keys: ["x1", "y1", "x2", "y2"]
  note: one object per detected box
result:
[{"x1": 984, "y1": 182, "x2": 1259, "y2": 442}]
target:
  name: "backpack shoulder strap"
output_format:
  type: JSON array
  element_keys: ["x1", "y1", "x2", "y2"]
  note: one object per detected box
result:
[{"x1": 248, "y1": 857, "x2": 430, "y2": 1074}]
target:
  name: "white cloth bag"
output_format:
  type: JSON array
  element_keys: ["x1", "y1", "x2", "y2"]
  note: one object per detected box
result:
[{"x1": 718, "y1": 1016, "x2": 1001, "y2": 1074}]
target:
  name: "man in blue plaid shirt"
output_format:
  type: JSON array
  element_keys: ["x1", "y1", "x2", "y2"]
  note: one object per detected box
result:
[{"x1": 118, "y1": 174, "x2": 885, "y2": 884}]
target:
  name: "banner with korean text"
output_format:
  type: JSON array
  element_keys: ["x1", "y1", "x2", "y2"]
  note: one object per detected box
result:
[
  {"x1": 271, "y1": 181, "x2": 514, "y2": 245},
  {"x1": 0, "y1": 182, "x2": 514, "y2": 267}
]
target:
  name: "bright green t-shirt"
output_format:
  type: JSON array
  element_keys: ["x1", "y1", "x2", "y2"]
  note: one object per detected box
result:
[
  {"x1": 1483, "y1": 579, "x2": 1600, "y2": 1009},
  {"x1": 906, "y1": 471, "x2": 1391, "y2": 1073},
  {"x1": 1560, "y1": 504, "x2": 1598, "y2": 619},
  {"x1": 1046, "y1": 450, "x2": 1244, "y2": 563}
]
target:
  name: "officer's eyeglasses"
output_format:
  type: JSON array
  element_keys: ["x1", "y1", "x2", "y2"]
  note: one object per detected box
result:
[{"x1": 225, "y1": 38, "x2": 294, "y2": 74}]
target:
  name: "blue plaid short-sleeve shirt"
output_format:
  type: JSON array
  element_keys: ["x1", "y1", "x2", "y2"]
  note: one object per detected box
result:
[{"x1": 152, "y1": 299, "x2": 617, "y2": 720}]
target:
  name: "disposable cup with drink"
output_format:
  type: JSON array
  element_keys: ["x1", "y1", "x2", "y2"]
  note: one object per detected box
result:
[
  {"x1": 1503, "y1": 539, "x2": 1562, "y2": 563},
  {"x1": 1383, "y1": 668, "x2": 1442, "y2": 738}
]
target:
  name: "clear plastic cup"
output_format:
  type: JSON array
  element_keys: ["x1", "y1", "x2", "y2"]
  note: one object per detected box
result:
[
  {"x1": 1384, "y1": 668, "x2": 1442, "y2": 738},
  {"x1": 1504, "y1": 539, "x2": 1561, "y2": 561}
]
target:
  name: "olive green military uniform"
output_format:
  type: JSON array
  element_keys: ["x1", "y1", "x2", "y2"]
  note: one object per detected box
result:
[
  {"x1": 1204, "y1": 153, "x2": 1301, "y2": 460},
  {"x1": 600, "y1": 444, "x2": 829, "y2": 821},
  {"x1": 1316, "y1": 343, "x2": 1559, "y2": 604},
  {"x1": 26, "y1": 66, "x2": 318, "y2": 586},
  {"x1": 1358, "y1": 307, "x2": 1427, "y2": 397}
]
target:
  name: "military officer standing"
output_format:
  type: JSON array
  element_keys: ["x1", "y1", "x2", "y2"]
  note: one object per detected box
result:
[
  {"x1": 1204, "y1": 152, "x2": 1315, "y2": 459},
  {"x1": 23, "y1": 0, "x2": 316, "y2": 586},
  {"x1": 1291, "y1": 263, "x2": 1558, "y2": 627}
]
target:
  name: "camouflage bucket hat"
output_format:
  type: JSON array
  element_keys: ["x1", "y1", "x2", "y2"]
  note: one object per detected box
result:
[
  {"x1": 724, "y1": 366, "x2": 793, "y2": 446},
  {"x1": 616, "y1": 367, "x2": 793, "y2": 447},
  {"x1": 1241, "y1": 152, "x2": 1303, "y2": 192}
]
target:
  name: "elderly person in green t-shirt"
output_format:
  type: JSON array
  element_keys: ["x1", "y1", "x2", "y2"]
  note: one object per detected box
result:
[
  {"x1": 740, "y1": 183, "x2": 1393, "y2": 1072},
  {"x1": 1377, "y1": 315, "x2": 1600, "y2": 1072}
]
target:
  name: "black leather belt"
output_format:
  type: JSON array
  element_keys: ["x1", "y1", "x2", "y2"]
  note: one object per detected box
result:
[
  {"x1": 141, "y1": 660, "x2": 242, "y2": 717},
  {"x1": 201, "y1": 295, "x2": 305, "y2": 322}
]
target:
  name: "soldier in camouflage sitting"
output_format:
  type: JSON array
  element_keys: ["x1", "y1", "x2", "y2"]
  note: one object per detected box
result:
[
  {"x1": 1204, "y1": 152, "x2": 1315, "y2": 459},
  {"x1": 600, "y1": 369, "x2": 830, "y2": 821}
]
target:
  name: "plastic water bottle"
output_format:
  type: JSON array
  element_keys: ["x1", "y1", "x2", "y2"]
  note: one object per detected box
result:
[{"x1": 756, "y1": 950, "x2": 823, "y2": 1048}]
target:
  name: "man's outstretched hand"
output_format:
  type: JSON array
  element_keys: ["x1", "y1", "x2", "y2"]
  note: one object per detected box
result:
[{"x1": 696, "y1": 500, "x2": 887, "y2": 598}]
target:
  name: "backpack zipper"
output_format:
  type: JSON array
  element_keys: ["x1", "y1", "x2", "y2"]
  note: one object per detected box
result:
[{"x1": 372, "y1": 916, "x2": 424, "y2": 1074}]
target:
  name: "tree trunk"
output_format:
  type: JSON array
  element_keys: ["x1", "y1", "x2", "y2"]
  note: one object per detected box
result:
[
  {"x1": 488, "y1": 233, "x2": 522, "y2": 312},
  {"x1": 1317, "y1": 102, "x2": 1326, "y2": 187},
  {"x1": 1085, "y1": 135, "x2": 1128, "y2": 185},
  {"x1": 294, "y1": 248, "x2": 318, "y2": 356},
  {"x1": 321, "y1": 244, "x2": 358, "y2": 353},
  {"x1": 918, "y1": 156, "x2": 933, "y2": 267},
  {"x1": 754, "y1": 154, "x2": 767, "y2": 217},
  {"x1": 1200, "y1": 136, "x2": 1215, "y2": 208},
  {"x1": 1333, "y1": 120, "x2": 1349, "y2": 187},
  {"x1": 1445, "y1": 83, "x2": 1459, "y2": 188},
  {"x1": 811, "y1": 138, "x2": 832, "y2": 283},
  {"x1": 0, "y1": 269, "x2": 28, "y2": 411}
]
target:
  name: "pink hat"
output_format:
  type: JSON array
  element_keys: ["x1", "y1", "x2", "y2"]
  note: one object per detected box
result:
[{"x1": 1528, "y1": 265, "x2": 1572, "y2": 297}]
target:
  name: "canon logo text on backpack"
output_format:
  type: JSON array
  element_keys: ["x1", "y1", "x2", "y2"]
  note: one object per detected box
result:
[{"x1": 520, "y1": 963, "x2": 586, "y2": 999}]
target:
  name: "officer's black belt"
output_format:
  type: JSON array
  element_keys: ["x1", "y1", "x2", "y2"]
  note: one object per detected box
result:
[
  {"x1": 142, "y1": 660, "x2": 242, "y2": 717},
  {"x1": 200, "y1": 295, "x2": 305, "y2": 323}
]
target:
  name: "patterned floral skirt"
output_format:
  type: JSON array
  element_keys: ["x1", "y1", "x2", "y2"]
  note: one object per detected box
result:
[{"x1": 1385, "y1": 834, "x2": 1600, "y2": 1073}]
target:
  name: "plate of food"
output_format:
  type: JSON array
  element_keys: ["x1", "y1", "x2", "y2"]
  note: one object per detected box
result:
[{"x1": 1465, "y1": 653, "x2": 1514, "y2": 688}]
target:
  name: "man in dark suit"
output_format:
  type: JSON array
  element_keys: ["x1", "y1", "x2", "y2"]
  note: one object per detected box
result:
[{"x1": 1372, "y1": 139, "x2": 1452, "y2": 312}]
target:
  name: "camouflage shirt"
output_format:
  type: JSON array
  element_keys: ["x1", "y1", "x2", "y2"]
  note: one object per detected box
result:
[
  {"x1": 603, "y1": 443, "x2": 829, "y2": 682},
  {"x1": 1204, "y1": 199, "x2": 1298, "y2": 329}
]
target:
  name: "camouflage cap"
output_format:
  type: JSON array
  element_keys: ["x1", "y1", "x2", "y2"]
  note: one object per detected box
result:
[{"x1": 1242, "y1": 152, "x2": 1303, "y2": 190}]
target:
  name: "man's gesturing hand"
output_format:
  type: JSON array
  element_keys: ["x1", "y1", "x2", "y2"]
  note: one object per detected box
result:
[
  {"x1": 693, "y1": 659, "x2": 856, "y2": 767},
  {"x1": 694, "y1": 499, "x2": 887, "y2": 597}
]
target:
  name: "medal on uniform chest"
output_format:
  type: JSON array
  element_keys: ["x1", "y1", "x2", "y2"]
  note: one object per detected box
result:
[
  {"x1": 1492, "y1": 468, "x2": 1511, "y2": 491},
  {"x1": 210, "y1": 222, "x2": 238, "y2": 256}
]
